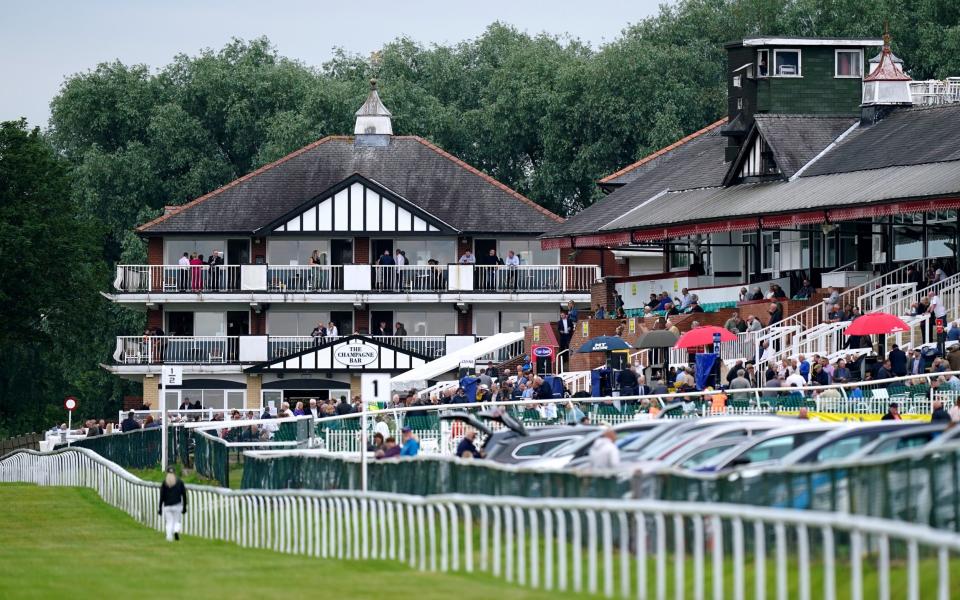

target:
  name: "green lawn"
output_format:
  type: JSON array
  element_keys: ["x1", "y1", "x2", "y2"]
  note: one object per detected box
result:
[
  {"x1": 129, "y1": 464, "x2": 244, "y2": 489},
  {"x1": 0, "y1": 484, "x2": 584, "y2": 600}
]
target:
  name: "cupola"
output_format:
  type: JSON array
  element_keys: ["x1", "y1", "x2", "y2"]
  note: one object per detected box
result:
[{"x1": 354, "y1": 79, "x2": 393, "y2": 146}]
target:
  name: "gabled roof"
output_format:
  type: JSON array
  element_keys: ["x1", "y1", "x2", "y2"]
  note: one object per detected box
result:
[
  {"x1": 245, "y1": 334, "x2": 431, "y2": 373},
  {"x1": 139, "y1": 136, "x2": 562, "y2": 235},
  {"x1": 545, "y1": 119, "x2": 729, "y2": 239},
  {"x1": 753, "y1": 114, "x2": 857, "y2": 177}
]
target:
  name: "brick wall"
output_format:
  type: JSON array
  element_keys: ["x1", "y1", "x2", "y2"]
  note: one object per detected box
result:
[
  {"x1": 354, "y1": 307, "x2": 370, "y2": 334},
  {"x1": 147, "y1": 308, "x2": 163, "y2": 330},
  {"x1": 246, "y1": 374, "x2": 261, "y2": 409},
  {"x1": 560, "y1": 248, "x2": 628, "y2": 278},
  {"x1": 354, "y1": 237, "x2": 370, "y2": 265},
  {"x1": 250, "y1": 309, "x2": 266, "y2": 335},
  {"x1": 590, "y1": 280, "x2": 616, "y2": 313},
  {"x1": 252, "y1": 237, "x2": 266, "y2": 263},
  {"x1": 457, "y1": 236, "x2": 473, "y2": 259},
  {"x1": 122, "y1": 395, "x2": 144, "y2": 411},
  {"x1": 142, "y1": 377, "x2": 158, "y2": 410},
  {"x1": 147, "y1": 237, "x2": 163, "y2": 266}
]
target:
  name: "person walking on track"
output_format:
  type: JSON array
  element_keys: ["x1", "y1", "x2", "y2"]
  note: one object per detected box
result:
[{"x1": 158, "y1": 466, "x2": 188, "y2": 541}]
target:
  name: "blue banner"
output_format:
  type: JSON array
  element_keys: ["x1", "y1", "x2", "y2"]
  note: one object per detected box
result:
[{"x1": 695, "y1": 353, "x2": 717, "y2": 390}]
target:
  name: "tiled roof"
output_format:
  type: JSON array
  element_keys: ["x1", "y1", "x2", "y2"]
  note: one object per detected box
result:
[
  {"x1": 753, "y1": 114, "x2": 857, "y2": 177},
  {"x1": 139, "y1": 136, "x2": 562, "y2": 234}
]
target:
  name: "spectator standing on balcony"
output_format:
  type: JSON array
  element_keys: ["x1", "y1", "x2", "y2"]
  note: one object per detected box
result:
[
  {"x1": 158, "y1": 467, "x2": 187, "y2": 542},
  {"x1": 400, "y1": 427, "x2": 420, "y2": 456},
  {"x1": 928, "y1": 290, "x2": 948, "y2": 340},
  {"x1": 376, "y1": 250, "x2": 395, "y2": 290},
  {"x1": 906, "y1": 264, "x2": 923, "y2": 286},
  {"x1": 178, "y1": 251, "x2": 190, "y2": 291},
  {"x1": 394, "y1": 322, "x2": 407, "y2": 337},
  {"x1": 327, "y1": 321, "x2": 339, "y2": 338},
  {"x1": 504, "y1": 250, "x2": 520, "y2": 289},
  {"x1": 480, "y1": 248, "x2": 500, "y2": 290},
  {"x1": 374, "y1": 321, "x2": 389, "y2": 336},
  {"x1": 558, "y1": 310, "x2": 574, "y2": 352},
  {"x1": 566, "y1": 300, "x2": 579, "y2": 322},
  {"x1": 458, "y1": 250, "x2": 476, "y2": 264},
  {"x1": 207, "y1": 250, "x2": 223, "y2": 290},
  {"x1": 189, "y1": 253, "x2": 203, "y2": 290},
  {"x1": 311, "y1": 321, "x2": 327, "y2": 342}
]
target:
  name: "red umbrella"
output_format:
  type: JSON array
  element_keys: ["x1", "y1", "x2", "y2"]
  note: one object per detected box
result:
[
  {"x1": 674, "y1": 325, "x2": 738, "y2": 349},
  {"x1": 844, "y1": 312, "x2": 911, "y2": 336}
]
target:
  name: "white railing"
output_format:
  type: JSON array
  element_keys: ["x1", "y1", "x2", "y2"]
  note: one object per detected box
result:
[
  {"x1": 267, "y1": 335, "x2": 448, "y2": 359},
  {"x1": 3, "y1": 447, "x2": 958, "y2": 600},
  {"x1": 472, "y1": 265, "x2": 599, "y2": 293},
  {"x1": 114, "y1": 264, "x2": 241, "y2": 292},
  {"x1": 474, "y1": 337, "x2": 525, "y2": 364},
  {"x1": 372, "y1": 265, "x2": 448, "y2": 292},
  {"x1": 113, "y1": 336, "x2": 238, "y2": 364},
  {"x1": 267, "y1": 265, "x2": 343, "y2": 292}
]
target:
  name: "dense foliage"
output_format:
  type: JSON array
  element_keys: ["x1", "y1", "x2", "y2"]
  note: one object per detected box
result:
[{"x1": 2, "y1": 0, "x2": 959, "y2": 435}]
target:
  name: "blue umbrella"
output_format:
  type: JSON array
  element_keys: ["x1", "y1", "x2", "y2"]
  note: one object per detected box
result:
[{"x1": 578, "y1": 336, "x2": 633, "y2": 353}]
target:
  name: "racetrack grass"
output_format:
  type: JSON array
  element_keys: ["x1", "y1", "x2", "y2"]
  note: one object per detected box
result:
[
  {"x1": 0, "y1": 484, "x2": 584, "y2": 600},
  {"x1": 1, "y1": 483, "x2": 956, "y2": 599},
  {"x1": 129, "y1": 464, "x2": 244, "y2": 489}
]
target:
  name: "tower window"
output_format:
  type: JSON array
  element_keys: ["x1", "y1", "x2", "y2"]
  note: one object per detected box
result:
[
  {"x1": 835, "y1": 49, "x2": 863, "y2": 78},
  {"x1": 737, "y1": 97, "x2": 743, "y2": 110},
  {"x1": 733, "y1": 75, "x2": 742, "y2": 88},
  {"x1": 773, "y1": 49, "x2": 801, "y2": 76}
]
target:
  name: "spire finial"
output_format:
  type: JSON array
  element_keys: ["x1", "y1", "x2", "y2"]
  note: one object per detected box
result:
[
  {"x1": 370, "y1": 78, "x2": 378, "y2": 90},
  {"x1": 883, "y1": 20, "x2": 891, "y2": 48}
]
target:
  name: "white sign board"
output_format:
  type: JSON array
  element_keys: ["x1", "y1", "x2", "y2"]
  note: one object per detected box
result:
[
  {"x1": 161, "y1": 365, "x2": 183, "y2": 387},
  {"x1": 334, "y1": 341, "x2": 379, "y2": 367},
  {"x1": 361, "y1": 373, "x2": 391, "y2": 407}
]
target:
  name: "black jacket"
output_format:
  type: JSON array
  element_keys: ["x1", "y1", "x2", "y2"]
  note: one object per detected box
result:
[
  {"x1": 888, "y1": 349, "x2": 907, "y2": 376},
  {"x1": 159, "y1": 480, "x2": 187, "y2": 513},
  {"x1": 120, "y1": 418, "x2": 140, "y2": 433},
  {"x1": 335, "y1": 401, "x2": 354, "y2": 415}
]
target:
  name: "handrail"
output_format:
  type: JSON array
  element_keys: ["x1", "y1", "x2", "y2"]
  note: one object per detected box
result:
[
  {"x1": 2, "y1": 446, "x2": 957, "y2": 599},
  {"x1": 826, "y1": 259, "x2": 857, "y2": 273}
]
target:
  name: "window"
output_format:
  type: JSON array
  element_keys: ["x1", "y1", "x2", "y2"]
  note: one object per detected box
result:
[
  {"x1": 394, "y1": 309, "x2": 456, "y2": 336},
  {"x1": 761, "y1": 231, "x2": 779, "y2": 273},
  {"x1": 267, "y1": 239, "x2": 330, "y2": 265},
  {"x1": 737, "y1": 97, "x2": 743, "y2": 110},
  {"x1": 835, "y1": 49, "x2": 863, "y2": 78},
  {"x1": 773, "y1": 49, "x2": 801, "y2": 77},
  {"x1": 394, "y1": 238, "x2": 456, "y2": 265},
  {"x1": 165, "y1": 239, "x2": 227, "y2": 264},
  {"x1": 496, "y1": 240, "x2": 559, "y2": 265},
  {"x1": 733, "y1": 75, "x2": 742, "y2": 88},
  {"x1": 742, "y1": 436, "x2": 796, "y2": 463},
  {"x1": 928, "y1": 210, "x2": 957, "y2": 258},
  {"x1": 814, "y1": 435, "x2": 871, "y2": 462},
  {"x1": 756, "y1": 50, "x2": 769, "y2": 77},
  {"x1": 512, "y1": 437, "x2": 576, "y2": 459}
]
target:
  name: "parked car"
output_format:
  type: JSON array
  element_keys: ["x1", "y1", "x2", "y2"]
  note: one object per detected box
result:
[
  {"x1": 846, "y1": 423, "x2": 951, "y2": 460},
  {"x1": 439, "y1": 411, "x2": 597, "y2": 464},
  {"x1": 523, "y1": 420, "x2": 668, "y2": 470},
  {"x1": 695, "y1": 423, "x2": 837, "y2": 472},
  {"x1": 776, "y1": 421, "x2": 928, "y2": 467}
]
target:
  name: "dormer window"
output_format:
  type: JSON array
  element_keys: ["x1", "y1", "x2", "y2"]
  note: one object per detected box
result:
[
  {"x1": 733, "y1": 75, "x2": 742, "y2": 88},
  {"x1": 773, "y1": 49, "x2": 801, "y2": 76},
  {"x1": 835, "y1": 49, "x2": 863, "y2": 78}
]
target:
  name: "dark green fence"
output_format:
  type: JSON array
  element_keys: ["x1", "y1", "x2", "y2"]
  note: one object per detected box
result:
[
  {"x1": 651, "y1": 442, "x2": 960, "y2": 530},
  {"x1": 193, "y1": 429, "x2": 230, "y2": 487},
  {"x1": 55, "y1": 427, "x2": 189, "y2": 470},
  {"x1": 240, "y1": 452, "x2": 630, "y2": 498}
]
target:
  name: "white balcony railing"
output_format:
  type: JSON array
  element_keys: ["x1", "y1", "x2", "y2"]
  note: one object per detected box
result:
[
  {"x1": 472, "y1": 265, "x2": 599, "y2": 292},
  {"x1": 113, "y1": 336, "x2": 239, "y2": 365},
  {"x1": 267, "y1": 265, "x2": 343, "y2": 292},
  {"x1": 114, "y1": 263, "x2": 598, "y2": 294},
  {"x1": 371, "y1": 265, "x2": 447, "y2": 292},
  {"x1": 114, "y1": 265, "x2": 240, "y2": 292}
]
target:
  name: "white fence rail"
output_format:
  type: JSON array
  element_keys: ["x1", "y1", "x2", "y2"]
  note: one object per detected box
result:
[
  {"x1": 2, "y1": 447, "x2": 958, "y2": 600},
  {"x1": 113, "y1": 336, "x2": 238, "y2": 364},
  {"x1": 267, "y1": 265, "x2": 343, "y2": 292},
  {"x1": 114, "y1": 264, "x2": 241, "y2": 292},
  {"x1": 472, "y1": 265, "x2": 599, "y2": 293}
]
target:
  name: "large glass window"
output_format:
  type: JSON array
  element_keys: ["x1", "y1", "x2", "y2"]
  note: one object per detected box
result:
[
  {"x1": 194, "y1": 312, "x2": 225, "y2": 336},
  {"x1": 165, "y1": 239, "x2": 227, "y2": 264},
  {"x1": 392, "y1": 238, "x2": 456, "y2": 265},
  {"x1": 497, "y1": 240, "x2": 559, "y2": 265},
  {"x1": 267, "y1": 239, "x2": 330, "y2": 265},
  {"x1": 928, "y1": 210, "x2": 957, "y2": 258},
  {"x1": 394, "y1": 310, "x2": 457, "y2": 336},
  {"x1": 835, "y1": 50, "x2": 863, "y2": 78},
  {"x1": 773, "y1": 49, "x2": 801, "y2": 76},
  {"x1": 761, "y1": 231, "x2": 779, "y2": 272},
  {"x1": 893, "y1": 214, "x2": 924, "y2": 261},
  {"x1": 267, "y1": 311, "x2": 329, "y2": 336}
]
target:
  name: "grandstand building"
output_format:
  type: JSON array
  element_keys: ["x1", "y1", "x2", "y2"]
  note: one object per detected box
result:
[
  {"x1": 538, "y1": 31, "x2": 960, "y2": 374},
  {"x1": 103, "y1": 82, "x2": 608, "y2": 410}
]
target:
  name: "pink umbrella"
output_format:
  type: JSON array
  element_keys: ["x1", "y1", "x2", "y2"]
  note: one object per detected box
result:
[
  {"x1": 674, "y1": 325, "x2": 737, "y2": 349},
  {"x1": 844, "y1": 312, "x2": 911, "y2": 336}
]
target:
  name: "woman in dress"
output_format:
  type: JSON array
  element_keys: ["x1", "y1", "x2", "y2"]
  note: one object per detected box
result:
[{"x1": 189, "y1": 252, "x2": 203, "y2": 290}]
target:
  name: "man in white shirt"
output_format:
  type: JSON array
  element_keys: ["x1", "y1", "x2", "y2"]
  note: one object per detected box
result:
[
  {"x1": 928, "y1": 291, "x2": 948, "y2": 341},
  {"x1": 785, "y1": 368, "x2": 807, "y2": 389},
  {"x1": 395, "y1": 249, "x2": 406, "y2": 266},
  {"x1": 679, "y1": 288, "x2": 694, "y2": 310},
  {"x1": 327, "y1": 321, "x2": 339, "y2": 337},
  {"x1": 504, "y1": 250, "x2": 520, "y2": 266},
  {"x1": 458, "y1": 250, "x2": 476, "y2": 264},
  {"x1": 308, "y1": 398, "x2": 320, "y2": 419},
  {"x1": 588, "y1": 428, "x2": 620, "y2": 469},
  {"x1": 177, "y1": 252, "x2": 190, "y2": 290}
]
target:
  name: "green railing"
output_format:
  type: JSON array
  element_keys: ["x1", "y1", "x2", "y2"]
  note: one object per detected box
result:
[
  {"x1": 193, "y1": 429, "x2": 230, "y2": 487},
  {"x1": 55, "y1": 426, "x2": 186, "y2": 469},
  {"x1": 240, "y1": 451, "x2": 629, "y2": 498},
  {"x1": 651, "y1": 442, "x2": 960, "y2": 530}
]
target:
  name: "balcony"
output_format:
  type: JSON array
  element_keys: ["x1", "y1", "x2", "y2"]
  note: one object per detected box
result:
[
  {"x1": 113, "y1": 264, "x2": 599, "y2": 295},
  {"x1": 113, "y1": 334, "x2": 449, "y2": 365}
]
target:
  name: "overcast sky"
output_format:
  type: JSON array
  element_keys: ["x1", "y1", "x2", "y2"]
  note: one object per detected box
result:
[{"x1": 2, "y1": 0, "x2": 663, "y2": 127}]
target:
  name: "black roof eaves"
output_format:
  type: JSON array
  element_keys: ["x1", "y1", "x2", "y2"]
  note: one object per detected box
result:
[
  {"x1": 722, "y1": 123, "x2": 762, "y2": 187},
  {"x1": 253, "y1": 172, "x2": 461, "y2": 235}
]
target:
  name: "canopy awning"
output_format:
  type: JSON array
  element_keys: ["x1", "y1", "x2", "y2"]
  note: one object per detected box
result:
[{"x1": 390, "y1": 331, "x2": 524, "y2": 384}]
